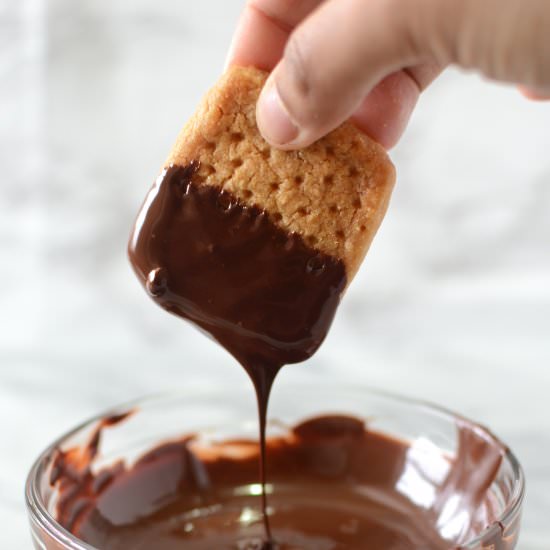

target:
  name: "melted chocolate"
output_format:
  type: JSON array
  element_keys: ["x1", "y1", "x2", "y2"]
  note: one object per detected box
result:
[
  {"x1": 51, "y1": 415, "x2": 509, "y2": 550},
  {"x1": 128, "y1": 163, "x2": 346, "y2": 546},
  {"x1": 128, "y1": 163, "x2": 346, "y2": 369}
]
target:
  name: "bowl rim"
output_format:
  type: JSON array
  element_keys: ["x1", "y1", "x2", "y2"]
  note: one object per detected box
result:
[{"x1": 25, "y1": 383, "x2": 525, "y2": 549}]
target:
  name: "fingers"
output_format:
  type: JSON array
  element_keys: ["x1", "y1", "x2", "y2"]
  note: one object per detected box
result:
[
  {"x1": 352, "y1": 64, "x2": 442, "y2": 149},
  {"x1": 227, "y1": 0, "x2": 441, "y2": 149},
  {"x1": 447, "y1": 0, "x2": 550, "y2": 88},
  {"x1": 225, "y1": 0, "x2": 324, "y2": 71}
]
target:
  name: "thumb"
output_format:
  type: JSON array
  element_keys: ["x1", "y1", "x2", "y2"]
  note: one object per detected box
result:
[{"x1": 257, "y1": 0, "x2": 415, "y2": 149}]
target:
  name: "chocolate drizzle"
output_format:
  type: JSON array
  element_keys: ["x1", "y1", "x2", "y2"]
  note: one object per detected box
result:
[{"x1": 127, "y1": 163, "x2": 347, "y2": 546}]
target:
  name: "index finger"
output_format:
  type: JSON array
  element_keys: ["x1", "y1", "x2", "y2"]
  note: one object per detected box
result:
[{"x1": 225, "y1": 0, "x2": 324, "y2": 70}]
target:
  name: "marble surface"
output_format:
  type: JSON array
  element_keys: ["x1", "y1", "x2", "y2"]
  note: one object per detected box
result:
[{"x1": 1, "y1": 0, "x2": 549, "y2": 548}]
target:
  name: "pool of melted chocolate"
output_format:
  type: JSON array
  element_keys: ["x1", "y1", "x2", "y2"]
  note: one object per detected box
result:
[{"x1": 52, "y1": 414, "x2": 505, "y2": 550}]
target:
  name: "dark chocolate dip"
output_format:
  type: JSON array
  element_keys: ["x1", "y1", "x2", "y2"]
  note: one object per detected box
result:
[{"x1": 128, "y1": 163, "x2": 346, "y2": 546}]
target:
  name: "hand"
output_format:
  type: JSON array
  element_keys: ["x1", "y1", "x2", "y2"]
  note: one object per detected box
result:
[{"x1": 226, "y1": 0, "x2": 550, "y2": 150}]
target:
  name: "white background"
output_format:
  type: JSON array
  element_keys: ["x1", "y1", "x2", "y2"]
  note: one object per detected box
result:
[{"x1": 1, "y1": 0, "x2": 549, "y2": 548}]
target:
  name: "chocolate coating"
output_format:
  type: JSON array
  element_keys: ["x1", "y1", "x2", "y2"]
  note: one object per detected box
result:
[{"x1": 128, "y1": 163, "x2": 346, "y2": 370}]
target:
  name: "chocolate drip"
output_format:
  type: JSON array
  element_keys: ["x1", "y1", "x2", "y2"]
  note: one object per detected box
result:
[{"x1": 127, "y1": 164, "x2": 347, "y2": 546}]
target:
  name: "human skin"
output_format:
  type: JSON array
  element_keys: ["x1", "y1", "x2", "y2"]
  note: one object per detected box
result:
[{"x1": 226, "y1": 0, "x2": 550, "y2": 150}]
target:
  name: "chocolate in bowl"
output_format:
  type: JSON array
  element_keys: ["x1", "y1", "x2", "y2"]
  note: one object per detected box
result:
[{"x1": 26, "y1": 383, "x2": 524, "y2": 550}]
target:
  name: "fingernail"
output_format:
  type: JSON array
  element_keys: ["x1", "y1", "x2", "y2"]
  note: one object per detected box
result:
[
  {"x1": 519, "y1": 85, "x2": 550, "y2": 101},
  {"x1": 257, "y1": 80, "x2": 299, "y2": 146}
]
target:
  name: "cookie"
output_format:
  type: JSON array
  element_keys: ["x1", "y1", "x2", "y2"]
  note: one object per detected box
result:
[{"x1": 165, "y1": 66, "x2": 395, "y2": 282}]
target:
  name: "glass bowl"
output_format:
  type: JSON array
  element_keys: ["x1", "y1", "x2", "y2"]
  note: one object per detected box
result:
[{"x1": 25, "y1": 382, "x2": 524, "y2": 549}]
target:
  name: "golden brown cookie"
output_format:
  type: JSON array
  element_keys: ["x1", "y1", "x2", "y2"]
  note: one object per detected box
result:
[{"x1": 165, "y1": 66, "x2": 395, "y2": 281}]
